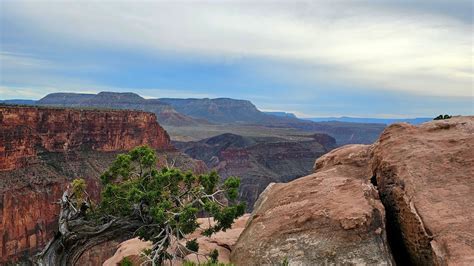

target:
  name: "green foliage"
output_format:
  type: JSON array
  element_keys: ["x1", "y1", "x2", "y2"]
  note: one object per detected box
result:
[
  {"x1": 434, "y1": 114, "x2": 452, "y2": 120},
  {"x1": 209, "y1": 249, "x2": 219, "y2": 263},
  {"x1": 71, "y1": 178, "x2": 87, "y2": 204},
  {"x1": 223, "y1": 177, "x2": 240, "y2": 200},
  {"x1": 280, "y1": 257, "x2": 289, "y2": 266},
  {"x1": 94, "y1": 145, "x2": 245, "y2": 264},
  {"x1": 183, "y1": 262, "x2": 234, "y2": 266},
  {"x1": 185, "y1": 239, "x2": 199, "y2": 252},
  {"x1": 120, "y1": 257, "x2": 133, "y2": 266}
]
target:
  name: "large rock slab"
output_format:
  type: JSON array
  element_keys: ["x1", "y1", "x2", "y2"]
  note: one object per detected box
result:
[
  {"x1": 371, "y1": 117, "x2": 474, "y2": 265},
  {"x1": 231, "y1": 144, "x2": 394, "y2": 265},
  {"x1": 103, "y1": 214, "x2": 250, "y2": 265}
]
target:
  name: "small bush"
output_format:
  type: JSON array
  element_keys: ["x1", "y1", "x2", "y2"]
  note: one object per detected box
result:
[
  {"x1": 183, "y1": 261, "x2": 235, "y2": 266},
  {"x1": 434, "y1": 114, "x2": 452, "y2": 120},
  {"x1": 120, "y1": 257, "x2": 133, "y2": 266}
]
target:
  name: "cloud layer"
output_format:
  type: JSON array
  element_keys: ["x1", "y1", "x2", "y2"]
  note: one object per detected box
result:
[{"x1": 1, "y1": 0, "x2": 472, "y2": 116}]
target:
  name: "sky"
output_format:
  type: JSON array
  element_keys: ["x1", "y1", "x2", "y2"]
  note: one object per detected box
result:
[{"x1": 0, "y1": 0, "x2": 472, "y2": 118}]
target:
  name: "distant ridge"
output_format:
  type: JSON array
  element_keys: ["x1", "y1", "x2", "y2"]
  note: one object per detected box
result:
[
  {"x1": 306, "y1": 116, "x2": 432, "y2": 125},
  {"x1": 159, "y1": 97, "x2": 283, "y2": 124},
  {"x1": 263, "y1": 111, "x2": 297, "y2": 119}
]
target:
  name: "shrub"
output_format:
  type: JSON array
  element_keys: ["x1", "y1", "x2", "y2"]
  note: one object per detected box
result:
[{"x1": 434, "y1": 114, "x2": 452, "y2": 120}]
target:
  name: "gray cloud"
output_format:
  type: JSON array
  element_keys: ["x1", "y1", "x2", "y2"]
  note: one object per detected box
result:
[{"x1": 1, "y1": 0, "x2": 472, "y2": 99}]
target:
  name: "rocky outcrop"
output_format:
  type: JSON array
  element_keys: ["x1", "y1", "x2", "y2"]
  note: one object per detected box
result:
[
  {"x1": 103, "y1": 214, "x2": 250, "y2": 265},
  {"x1": 371, "y1": 117, "x2": 474, "y2": 265},
  {"x1": 232, "y1": 116, "x2": 474, "y2": 265},
  {"x1": 0, "y1": 106, "x2": 172, "y2": 171},
  {"x1": 231, "y1": 145, "x2": 394, "y2": 265},
  {"x1": 76, "y1": 239, "x2": 123, "y2": 266},
  {"x1": 176, "y1": 133, "x2": 336, "y2": 210},
  {"x1": 0, "y1": 106, "x2": 205, "y2": 264},
  {"x1": 0, "y1": 182, "x2": 65, "y2": 261}
]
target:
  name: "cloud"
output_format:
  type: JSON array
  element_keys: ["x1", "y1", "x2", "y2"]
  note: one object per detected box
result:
[
  {"x1": 2, "y1": 0, "x2": 471, "y2": 97},
  {"x1": 1, "y1": 0, "x2": 472, "y2": 119}
]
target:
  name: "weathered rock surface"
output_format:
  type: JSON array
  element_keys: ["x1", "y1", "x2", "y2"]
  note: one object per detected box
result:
[
  {"x1": 103, "y1": 214, "x2": 250, "y2": 265},
  {"x1": 371, "y1": 117, "x2": 474, "y2": 265},
  {"x1": 0, "y1": 106, "x2": 205, "y2": 264},
  {"x1": 232, "y1": 116, "x2": 474, "y2": 265},
  {"x1": 232, "y1": 144, "x2": 394, "y2": 265}
]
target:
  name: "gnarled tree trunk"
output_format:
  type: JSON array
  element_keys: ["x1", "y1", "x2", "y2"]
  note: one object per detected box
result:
[{"x1": 35, "y1": 190, "x2": 143, "y2": 266}]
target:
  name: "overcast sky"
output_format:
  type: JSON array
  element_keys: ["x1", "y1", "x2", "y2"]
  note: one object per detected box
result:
[{"x1": 0, "y1": 0, "x2": 472, "y2": 118}]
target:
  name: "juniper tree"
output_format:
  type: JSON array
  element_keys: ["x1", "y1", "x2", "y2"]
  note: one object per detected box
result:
[{"x1": 37, "y1": 146, "x2": 245, "y2": 265}]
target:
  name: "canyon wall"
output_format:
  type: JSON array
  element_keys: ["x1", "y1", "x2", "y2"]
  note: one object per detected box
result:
[
  {"x1": 232, "y1": 116, "x2": 474, "y2": 265},
  {"x1": 0, "y1": 106, "x2": 180, "y2": 263},
  {"x1": 0, "y1": 106, "x2": 172, "y2": 171}
]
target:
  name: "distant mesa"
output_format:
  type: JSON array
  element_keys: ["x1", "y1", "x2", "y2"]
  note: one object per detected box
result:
[{"x1": 306, "y1": 116, "x2": 432, "y2": 125}]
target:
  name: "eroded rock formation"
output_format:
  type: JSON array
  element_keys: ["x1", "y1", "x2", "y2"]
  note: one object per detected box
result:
[
  {"x1": 0, "y1": 106, "x2": 172, "y2": 171},
  {"x1": 232, "y1": 116, "x2": 474, "y2": 265},
  {"x1": 371, "y1": 117, "x2": 474, "y2": 265}
]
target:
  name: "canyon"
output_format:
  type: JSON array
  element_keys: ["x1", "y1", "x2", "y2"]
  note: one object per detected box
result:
[
  {"x1": 175, "y1": 133, "x2": 336, "y2": 209},
  {"x1": 1, "y1": 101, "x2": 472, "y2": 265},
  {"x1": 99, "y1": 116, "x2": 473, "y2": 265},
  {"x1": 0, "y1": 106, "x2": 203, "y2": 263}
]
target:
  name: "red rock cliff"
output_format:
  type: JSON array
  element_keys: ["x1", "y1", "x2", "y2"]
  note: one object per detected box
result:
[
  {"x1": 0, "y1": 106, "x2": 174, "y2": 263},
  {"x1": 0, "y1": 106, "x2": 172, "y2": 171}
]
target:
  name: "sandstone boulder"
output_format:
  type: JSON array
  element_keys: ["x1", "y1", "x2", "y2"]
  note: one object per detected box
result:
[
  {"x1": 371, "y1": 117, "x2": 474, "y2": 265},
  {"x1": 231, "y1": 144, "x2": 394, "y2": 265},
  {"x1": 103, "y1": 214, "x2": 250, "y2": 265}
]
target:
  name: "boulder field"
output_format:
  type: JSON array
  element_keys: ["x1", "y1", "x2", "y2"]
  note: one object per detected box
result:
[{"x1": 232, "y1": 116, "x2": 473, "y2": 265}]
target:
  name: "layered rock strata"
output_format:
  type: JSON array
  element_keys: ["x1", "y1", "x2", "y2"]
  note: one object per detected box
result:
[{"x1": 0, "y1": 106, "x2": 171, "y2": 171}]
